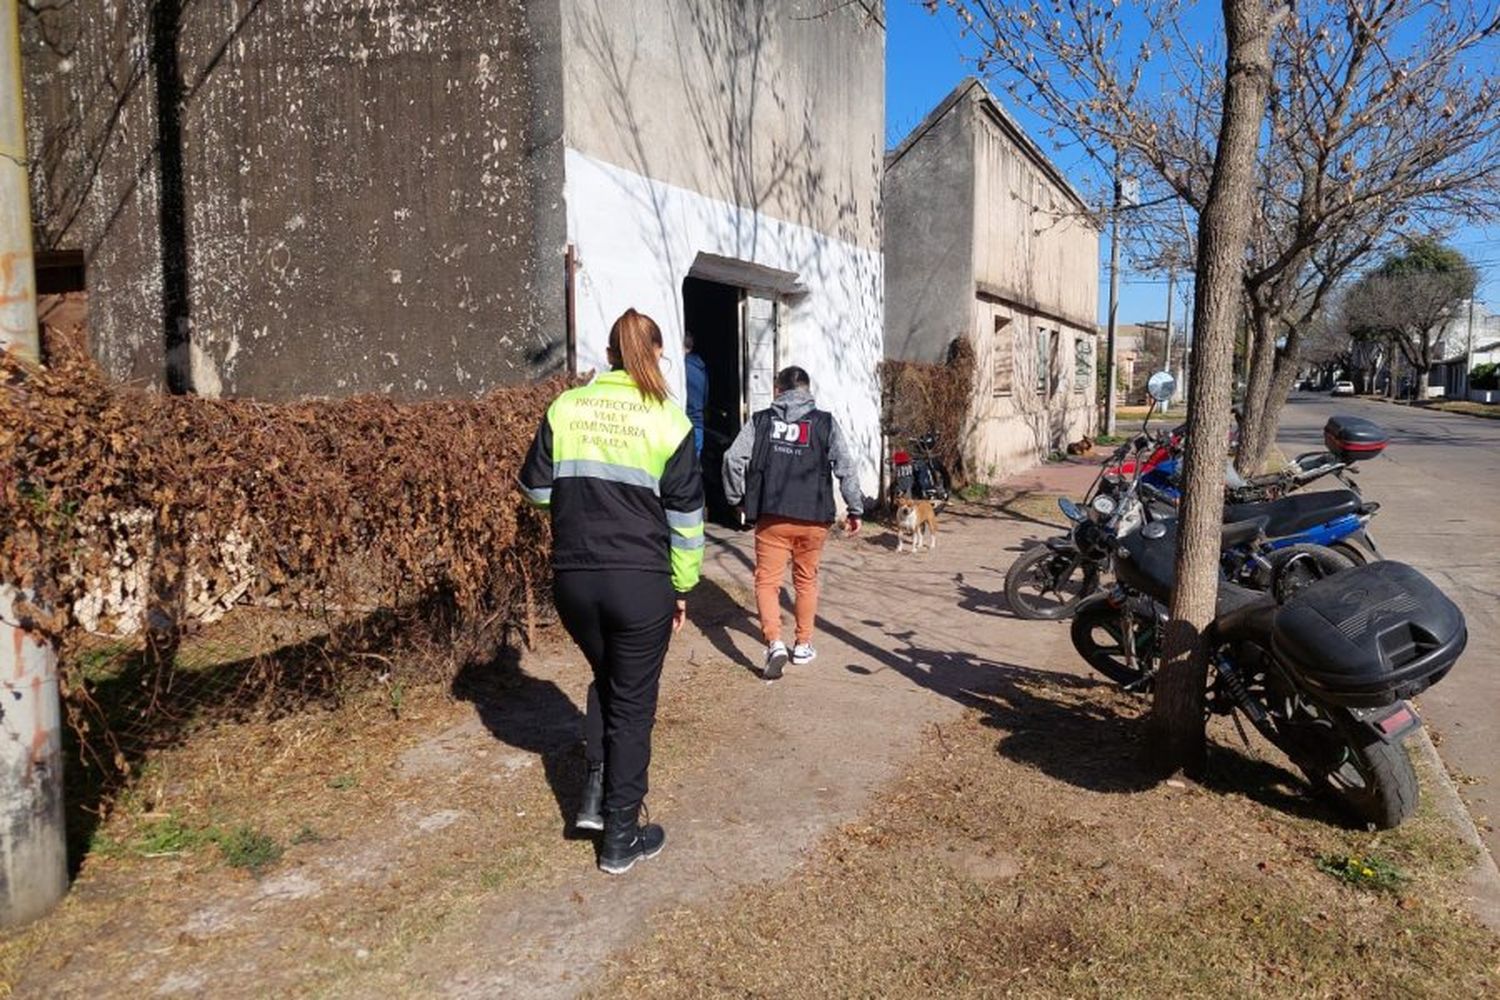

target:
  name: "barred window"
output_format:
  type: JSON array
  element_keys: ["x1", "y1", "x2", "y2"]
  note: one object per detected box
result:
[{"x1": 1074, "y1": 336, "x2": 1092, "y2": 392}]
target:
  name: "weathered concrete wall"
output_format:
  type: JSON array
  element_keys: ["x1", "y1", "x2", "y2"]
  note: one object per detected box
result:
[
  {"x1": 971, "y1": 93, "x2": 1098, "y2": 333},
  {"x1": 882, "y1": 93, "x2": 974, "y2": 364},
  {"x1": 23, "y1": 1, "x2": 566, "y2": 398},
  {"x1": 556, "y1": 0, "x2": 886, "y2": 498},
  {"x1": 966, "y1": 304, "x2": 1096, "y2": 480},
  {"x1": 884, "y1": 80, "x2": 1100, "y2": 480},
  {"x1": 559, "y1": 0, "x2": 884, "y2": 254}
]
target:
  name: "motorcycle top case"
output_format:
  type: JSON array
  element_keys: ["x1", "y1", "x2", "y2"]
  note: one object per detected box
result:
[
  {"x1": 1271, "y1": 561, "x2": 1465, "y2": 707},
  {"x1": 1323, "y1": 415, "x2": 1388, "y2": 463}
]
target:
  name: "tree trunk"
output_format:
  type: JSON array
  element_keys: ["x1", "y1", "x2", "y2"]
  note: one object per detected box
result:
[
  {"x1": 1149, "y1": 0, "x2": 1275, "y2": 775},
  {"x1": 1239, "y1": 322, "x2": 1305, "y2": 474},
  {"x1": 1236, "y1": 304, "x2": 1278, "y2": 475}
]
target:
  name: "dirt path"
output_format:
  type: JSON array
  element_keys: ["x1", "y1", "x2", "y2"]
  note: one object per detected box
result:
[
  {"x1": 381, "y1": 505, "x2": 1071, "y2": 997},
  {"x1": 7, "y1": 496, "x2": 1074, "y2": 998}
]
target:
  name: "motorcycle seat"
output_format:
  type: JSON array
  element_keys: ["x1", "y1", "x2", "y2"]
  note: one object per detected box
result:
[
  {"x1": 1213, "y1": 583, "x2": 1277, "y2": 641},
  {"x1": 1220, "y1": 516, "x2": 1268, "y2": 548},
  {"x1": 1224, "y1": 489, "x2": 1362, "y2": 539}
]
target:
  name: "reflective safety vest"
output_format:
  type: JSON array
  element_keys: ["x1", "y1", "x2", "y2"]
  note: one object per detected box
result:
[{"x1": 519, "y1": 369, "x2": 704, "y2": 593}]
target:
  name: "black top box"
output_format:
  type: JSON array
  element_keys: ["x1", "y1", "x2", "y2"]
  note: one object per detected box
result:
[
  {"x1": 1324, "y1": 415, "x2": 1388, "y2": 463},
  {"x1": 1272, "y1": 561, "x2": 1465, "y2": 707}
]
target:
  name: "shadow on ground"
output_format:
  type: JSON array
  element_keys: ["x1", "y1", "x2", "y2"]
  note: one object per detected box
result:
[{"x1": 452, "y1": 646, "x2": 591, "y2": 837}]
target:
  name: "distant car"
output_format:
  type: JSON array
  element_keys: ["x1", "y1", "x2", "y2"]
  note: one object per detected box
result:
[{"x1": 1331, "y1": 381, "x2": 1356, "y2": 397}]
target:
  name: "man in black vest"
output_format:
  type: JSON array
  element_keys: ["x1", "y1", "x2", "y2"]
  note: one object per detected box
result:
[{"x1": 722, "y1": 366, "x2": 863, "y2": 679}]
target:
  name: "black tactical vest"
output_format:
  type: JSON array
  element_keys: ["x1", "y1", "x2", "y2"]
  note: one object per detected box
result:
[{"x1": 743, "y1": 408, "x2": 835, "y2": 524}]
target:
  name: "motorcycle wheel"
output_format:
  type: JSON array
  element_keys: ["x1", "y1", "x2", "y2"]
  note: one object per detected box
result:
[
  {"x1": 927, "y1": 465, "x2": 952, "y2": 513},
  {"x1": 1266, "y1": 543, "x2": 1353, "y2": 603},
  {"x1": 1004, "y1": 543, "x2": 1099, "y2": 620},
  {"x1": 1269, "y1": 699, "x2": 1418, "y2": 829},
  {"x1": 1069, "y1": 593, "x2": 1158, "y2": 689},
  {"x1": 1329, "y1": 538, "x2": 1371, "y2": 567}
]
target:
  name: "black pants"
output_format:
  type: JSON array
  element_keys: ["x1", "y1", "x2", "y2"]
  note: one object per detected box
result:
[{"x1": 554, "y1": 569, "x2": 674, "y2": 812}]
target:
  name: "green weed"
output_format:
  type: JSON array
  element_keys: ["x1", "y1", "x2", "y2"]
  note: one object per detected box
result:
[
  {"x1": 217, "y1": 825, "x2": 283, "y2": 873},
  {"x1": 134, "y1": 815, "x2": 215, "y2": 855},
  {"x1": 1315, "y1": 853, "x2": 1407, "y2": 893}
]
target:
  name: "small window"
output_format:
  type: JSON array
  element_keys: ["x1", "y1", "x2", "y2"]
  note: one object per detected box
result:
[
  {"x1": 992, "y1": 316, "x2": 1014, "y2": 397},
  {"x1": 1074, "y1": 336, "x2": 1091, "y2": 392}
]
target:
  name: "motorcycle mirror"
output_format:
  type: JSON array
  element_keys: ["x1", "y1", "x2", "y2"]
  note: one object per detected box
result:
[
  {"x1": 1147, "y1": 370, "x2": 1176, "y2": 403},
  {"x1": 1057, "y1": 497, "x2": 1087, "y2": 523}
]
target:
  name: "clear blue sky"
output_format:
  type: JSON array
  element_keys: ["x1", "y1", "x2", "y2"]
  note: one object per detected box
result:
[{"x1": 884, "y1": 1, "x2": 1500, "y2": 327}]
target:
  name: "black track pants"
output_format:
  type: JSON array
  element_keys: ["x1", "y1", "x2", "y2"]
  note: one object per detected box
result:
[{"x1": 554, "y1": 570, "x2": 674, "y2": 812}]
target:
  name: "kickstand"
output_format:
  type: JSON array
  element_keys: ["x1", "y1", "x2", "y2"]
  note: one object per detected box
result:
[{"x1": 1231, "y1": 712, "x2": 1252, "y2": 748}]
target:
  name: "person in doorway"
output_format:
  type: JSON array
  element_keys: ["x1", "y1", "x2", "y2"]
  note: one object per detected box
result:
[
  {"x1": 520, "y1": 308, "x2": 704, "y2": 874},
  {"x1": 683, "y1": 332, "x2": 709, "y2": 455},
  {"x1": 722, "y1": 366, "x2": 863, "y2": 680}
]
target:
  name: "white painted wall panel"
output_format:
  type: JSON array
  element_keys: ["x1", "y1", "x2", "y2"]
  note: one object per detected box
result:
[{"x1": 564, "y1": 147, "x2": 884, "y2": 499}]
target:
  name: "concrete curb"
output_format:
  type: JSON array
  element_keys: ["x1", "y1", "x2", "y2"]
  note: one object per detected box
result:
[{"x1": 1413, "y1": 728, "x2": 1500, "y2": 932}]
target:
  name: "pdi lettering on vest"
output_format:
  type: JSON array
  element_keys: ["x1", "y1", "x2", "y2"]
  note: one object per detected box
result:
[{"x1": 771, "y1": 419, "x2": 812, "y2": 446}]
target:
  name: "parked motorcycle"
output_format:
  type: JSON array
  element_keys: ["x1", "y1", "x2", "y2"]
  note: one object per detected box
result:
[
  {"x1": 1006, "y1": 378, "x2": 1388, "y2": 618},
  {"x1": 1070, "y1": 515, "x2": 1465, "y2": 829},
  {"x1": 890, "y1": 432, "x2": 952, "y2": 512}
]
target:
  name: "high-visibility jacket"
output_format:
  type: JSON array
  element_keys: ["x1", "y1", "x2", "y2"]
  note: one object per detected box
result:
[{"x1": 520, "y1": 369, "x2": 704, "y2": 593}]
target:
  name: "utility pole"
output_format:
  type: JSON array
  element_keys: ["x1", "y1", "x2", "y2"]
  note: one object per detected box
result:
[
  {"x1": 1163, "y1": 268, "x2": 1176, "y2": 388},
  {"x1": 1104, "y1": 150, "x2": 1122, "y2": 437},
  {"x1": 1465, "y1": 296, "x2": 1477, "y2": 401},
  {"x1": 0, "y1": 0, "x2": 69, "y2": 927}
]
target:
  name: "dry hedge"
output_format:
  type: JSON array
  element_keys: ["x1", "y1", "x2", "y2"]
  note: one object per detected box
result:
[
  {"x1": 2, "y1": 331, "x2": 564, "y2": 774},
  {"x1": 879, "y1": 338, "x2": 976, "y2": 487}
]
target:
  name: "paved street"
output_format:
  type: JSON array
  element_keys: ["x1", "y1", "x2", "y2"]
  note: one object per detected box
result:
[{"x1": 1277, "y1": 394, "x2": 1500, "y2": 857}]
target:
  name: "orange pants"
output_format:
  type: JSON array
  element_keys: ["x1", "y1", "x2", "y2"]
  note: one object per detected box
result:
[{"x1": 753, "y1": 516, "x2": 830, "y2": 645}]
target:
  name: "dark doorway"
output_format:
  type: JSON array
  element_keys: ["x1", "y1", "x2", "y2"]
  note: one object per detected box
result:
[{"x1": 683, "y1": 275, "x2": 743, "y2": 523}]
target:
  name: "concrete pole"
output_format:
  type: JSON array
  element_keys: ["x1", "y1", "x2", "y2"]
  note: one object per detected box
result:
[
  {"x1": 0, "y1": 0, "x2": 69, "y2": 928},
  {"x1": 1465, "y1": 297, "x2": 1476, "y2": 401},
  {"x1": 1104, "y1": 151, "x2": 1122, "y2": 436},
  {"x1": 1163, "y1": 269, "x2": 1175, "y2": 390}
]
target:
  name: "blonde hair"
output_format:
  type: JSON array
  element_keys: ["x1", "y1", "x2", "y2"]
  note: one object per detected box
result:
[{"x1": 608, "y1": 309, "x2": 669, "y2": 404}]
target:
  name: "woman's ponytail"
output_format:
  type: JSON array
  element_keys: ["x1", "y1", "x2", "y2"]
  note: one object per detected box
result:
[{"x1": 608, "y1": 309, "x2": 670, "y2": 404}]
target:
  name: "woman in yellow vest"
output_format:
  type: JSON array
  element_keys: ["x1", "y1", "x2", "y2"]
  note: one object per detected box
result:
[{"x1": 520, "y1": 309, "x2": 703, "y2": 874}]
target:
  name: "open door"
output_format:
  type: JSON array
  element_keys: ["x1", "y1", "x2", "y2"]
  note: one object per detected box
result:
[{"x1": 743, "y1": 294, "x2": 778, "y2": 417}]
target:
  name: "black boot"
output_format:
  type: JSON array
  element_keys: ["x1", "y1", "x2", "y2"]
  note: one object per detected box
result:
[
  {"x1": 598, "y1": 804, "x2": 665, "y2": 875},
  {"x1": 575, "y1": 762, "x2": 605, "y2": 832}
]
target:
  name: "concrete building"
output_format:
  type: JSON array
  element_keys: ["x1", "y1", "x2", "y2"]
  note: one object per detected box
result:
[
  {"x1": 884, "y1": 78, "x2": 1099, "y2": 481},
  {"x1": 22, "y1": 1, "x2": 885, "y2": 497},
  {"x1": 1429, "y1": 301, "x2": 1500, "y2": 399}
]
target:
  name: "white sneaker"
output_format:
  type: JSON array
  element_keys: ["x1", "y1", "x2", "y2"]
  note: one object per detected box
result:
[
  {"x1": 791, "y1": 643, "x2": 817, "y2": 666},
  {"x1": 763, "y1": 641, "x2": 788, "y2": 680}
]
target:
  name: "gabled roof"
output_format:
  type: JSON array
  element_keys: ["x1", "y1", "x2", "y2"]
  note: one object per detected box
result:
[{"x1": 886, "y1": 77, "x2": 1093, "y2": 217}]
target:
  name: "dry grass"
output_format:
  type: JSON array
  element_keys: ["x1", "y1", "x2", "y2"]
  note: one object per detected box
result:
[
  {"x1": 0, "y1": 621, "x2": 745, "y2": 998},
  {"x1": 595, "y1": 679, "x2": 1499, "y2": 999},
  {"x1": 1427, "y1": 400, "x2": 1500, "y2": 419}
]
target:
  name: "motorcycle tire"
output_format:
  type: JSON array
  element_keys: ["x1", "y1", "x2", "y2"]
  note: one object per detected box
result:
[
  {"x1": 1069, "y1": 593, "x2": 1158, "y2": 690},
  {"x1": 1272, "y1": 702, "x2": 1418, "y2": 829},
  {"x1": 1004, "y1": 543, "x2": 1100, "y2": 620},
  {"x1": 1329, "y1": 538, "x2": 1371, "y2": 567},
  {"x1": 1266, "y1": 543, "x2": 1353, "y2": 603},
  {"x1": 922, "y1": 464, "x2": 952, "y2": 513}
]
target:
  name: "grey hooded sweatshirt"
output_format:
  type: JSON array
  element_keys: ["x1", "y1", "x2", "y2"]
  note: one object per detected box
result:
[{"x1": 722, "y1": 388, "x2": 864, "y2": 519}]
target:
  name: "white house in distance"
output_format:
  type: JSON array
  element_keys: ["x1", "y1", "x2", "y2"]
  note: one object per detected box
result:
[{"x1": 884, "y1": 78, "x2": 1100, "y2": 482}]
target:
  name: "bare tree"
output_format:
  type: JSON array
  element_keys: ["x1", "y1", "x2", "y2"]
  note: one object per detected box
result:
[
  {"x1": 1343, "y1": 239, "x2": 1480, "y2": 397},
  {"x1": 929, "y1": 0, "x2": 1277, "y2": 769},
  {"x1": 1230, "y1": 1, "x2": 1500, "y2": 471},
  {"x1": 945, "y1": 0, "x2": 1500, "y2": 474}
]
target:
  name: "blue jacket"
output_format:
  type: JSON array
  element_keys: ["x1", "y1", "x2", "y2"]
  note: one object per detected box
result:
[{"x1": 684, "y1": 353, "x2": 709, "y2": 448}]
